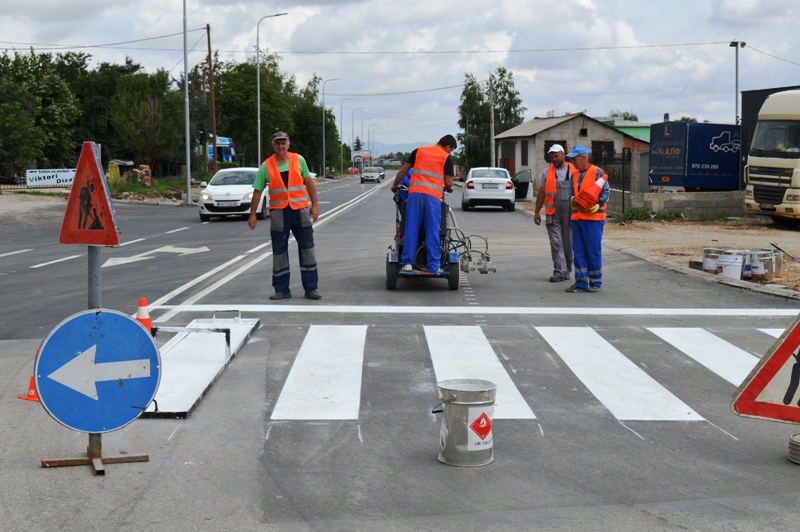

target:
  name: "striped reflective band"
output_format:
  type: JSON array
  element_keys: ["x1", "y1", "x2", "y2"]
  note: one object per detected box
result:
[
  {"x1": 410, "y1": 181, "x2": 444, "y2": 192},
  {"x1": 412, "y1": 169, "x2": 444, "y2": 181}
]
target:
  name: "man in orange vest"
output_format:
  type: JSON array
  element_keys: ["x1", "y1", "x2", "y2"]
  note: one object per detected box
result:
[
  {"x1": 564, "y1": 145, "x2": 609, "y2": 293},
  {"x1": 249, "y1": 131, "x2": 321, "y2": 300},
  {"x1": 390, "y1": 135, "x2": 457, "y2": 273},
  {"x1": 534, "y1": 144, "x2": 576, "y2": 282}
]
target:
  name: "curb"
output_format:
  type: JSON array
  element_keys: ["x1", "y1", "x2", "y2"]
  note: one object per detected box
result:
[{"x1": 517, "y1": 206, "x2": 800, "y2": 302}]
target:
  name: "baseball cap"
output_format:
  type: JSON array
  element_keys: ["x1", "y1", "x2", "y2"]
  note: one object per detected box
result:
[
  {"x1": 567, "y1": 145, "x2": 589, "y2": 157},
  {"x1": 548, "y1": 144, "x2": 565, "y2": 154},
  {"x1": 272, "y1": 131, "x2": 289, "y2": 142}
]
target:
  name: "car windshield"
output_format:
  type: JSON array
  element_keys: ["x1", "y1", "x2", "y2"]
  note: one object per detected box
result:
[
  {"x1": 470, "y1": 170, "x2": 509, "y2": 179},
  {"x1": 209, "y1": 171, "x2": 257, "y2": 186},
  {"x1": 364, "y1": 168, "x2": 379, "y2": 173},
  {"x1": 750, "y1": 121, "x2": 800, "y2": 159}
]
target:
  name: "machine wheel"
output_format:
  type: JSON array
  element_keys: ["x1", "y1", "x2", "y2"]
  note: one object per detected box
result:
[
  {"x1": 199, "y1": 212, "x2": 211, "y2": 222},
  {"x1": 386, "y1": 257, "x2": 399, "y2": 290},
  {"x1": 256, "y1": 199, "x2": 267, "y2": 220},
  {"x1": 448, "y1": 260, "x2": 460, "y2": 290},
  {"x1": 506, "y1": 202, "x2": 516, "y2": 212}
]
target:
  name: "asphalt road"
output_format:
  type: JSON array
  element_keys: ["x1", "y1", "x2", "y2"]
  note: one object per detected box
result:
[{"x1": 2, "y1": 175, "x2": 800, "y2": 531}]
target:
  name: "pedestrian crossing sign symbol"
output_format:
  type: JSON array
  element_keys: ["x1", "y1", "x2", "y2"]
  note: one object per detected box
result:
[
  {"x1": 59, "y1": 141, "x2": 120, "y2": 246},
  {"x1": 732, "y1": 313, "x2": 800, "y2": 424}
]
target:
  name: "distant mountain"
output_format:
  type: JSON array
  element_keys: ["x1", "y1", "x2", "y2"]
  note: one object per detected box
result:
[{"x1": 370, "y1": 141, "x2": 428, "y2": 157}]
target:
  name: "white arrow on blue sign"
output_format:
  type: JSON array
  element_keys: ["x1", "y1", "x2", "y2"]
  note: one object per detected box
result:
[{"x1": 35, "y1": 309, "x2": 161, "y2": 433}]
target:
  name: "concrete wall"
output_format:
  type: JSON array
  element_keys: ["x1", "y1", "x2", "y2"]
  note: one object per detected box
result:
[{"x1": 608, "y1": 190, "x2": 747, "y2": 218}]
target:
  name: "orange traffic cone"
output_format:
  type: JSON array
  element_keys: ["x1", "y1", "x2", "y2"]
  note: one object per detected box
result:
[
  {"x1": 18, "y1": 376, "x2": 39, "y2": 402},
  {"x1": 136, "y1": 297, "x2": 153, "y2": 332}
]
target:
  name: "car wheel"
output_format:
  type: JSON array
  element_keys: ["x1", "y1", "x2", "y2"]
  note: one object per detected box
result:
[
  {"x1": 199, "y1": 213, "x2": 211, "y2": 222},
  {"x1": 462, "y1": 199, "x2": 470, "y2": 211},
  {"x1": 506, "y1": 202, "x2": 516, "y2": 212},
  {"x1": 361, "y1": 178, "x2": 365, "y2": 184},
  {"x1": 386, "y1": 256, "x2": 399, "y2": 290},
  {"x1": 256, "y1": 199, "x2": 267, "y2": 220},
  {"x1": 448, "y1": 259, "x2": 460, "y2": 290}
]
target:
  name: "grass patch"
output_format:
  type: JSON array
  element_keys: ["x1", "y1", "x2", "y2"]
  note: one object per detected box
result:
[
  {"x1": 621, "y1": 207, "x2": 652, "y2": 221},
  {"x1": 655, "y1": 209, "x2": 684, "y2": 221},
  {"x1": 110, "y1": 178, "x2": 187, "y2": 199},
  {"x1": 8, "y1": 190, "x2": 64, "y2": 197},
  {"x1": 697, "y1": 211, "x2": 729, "y2": 222}
]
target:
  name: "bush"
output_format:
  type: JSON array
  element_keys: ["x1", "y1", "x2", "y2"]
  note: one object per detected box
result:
[
  {"x1": 621, "y1": 207, "x2": 652, "y2": 221},
  {"x1": 697, "y1": 211, "x2": 728, "y2": 222},
  {"x1": 110, "y1": 178, "x2": 186, "y2": 198},
  {"x1": 655, "y1": 209, "x2": 684, "y2": 221}
]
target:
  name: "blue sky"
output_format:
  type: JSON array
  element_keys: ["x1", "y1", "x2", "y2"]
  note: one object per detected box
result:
[{"x1": 2, "y1": 0, "x2": 798, "y2": 146}]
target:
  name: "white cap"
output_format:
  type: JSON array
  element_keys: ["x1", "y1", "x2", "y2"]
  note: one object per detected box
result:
[{"x1": 548, "y1": 144, "x2": 565, "y2": 153}]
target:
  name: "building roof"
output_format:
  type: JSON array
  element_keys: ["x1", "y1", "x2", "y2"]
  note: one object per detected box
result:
[{"x1": 495, "y1": 112, "x2": 649, "y2": 144}]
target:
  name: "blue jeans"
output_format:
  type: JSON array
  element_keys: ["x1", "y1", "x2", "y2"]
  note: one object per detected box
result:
[
  {"x1": 270, "y1": 207, "x2": 318, "y2": 293},
  {"x1": 401, "y1": 193, "x2": 442, "y2": 271},
  {"x1": 572, "y1": 219, "x2": 604, "y2": 289}
]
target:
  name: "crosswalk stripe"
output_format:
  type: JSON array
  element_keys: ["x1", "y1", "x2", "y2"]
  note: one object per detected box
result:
[
  {"x1": 270, "y1": 325, "x2": 367, "y2": 420},
  {"x1": 760, "y1": 328, "x2": 784, "y2": 338},
  {"x1": 536, "y1": 327, "x2": 703, "y2": 421},
  {"x1": 424, "y1": 326, "x2": 536, "y2": 419},
  {"x1": 647, "y1": 328, "x2": 759, "y2": 386}
]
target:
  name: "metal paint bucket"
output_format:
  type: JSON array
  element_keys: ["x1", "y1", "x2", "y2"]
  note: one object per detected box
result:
[
  {"x1": 717, "y1": 252, "x2": 744, "y2": 280},
  {"x1": 433, "y1": 379, "x2": 496, "y2": 467},
  {"x1": 749, "y1": 251, "x2": 772, "y2": 282}
]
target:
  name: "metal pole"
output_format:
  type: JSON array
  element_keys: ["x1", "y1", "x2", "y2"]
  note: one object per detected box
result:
[
  {"x1": 368, "y1": 124, "x2": 378, "y2": 162},
  {"x1": 621, "y1": 149, "x2": 626, "y2": 214},
  {"x1": 183, "y1": 0, "x2": 192, "y2": 205},
  {"x1": 351, "y1": 107, "x2": 363, "y2": 152},
  {"x1": 206, "y1": 24, "x2": 217, "y2": 173},
  {"x1": 339, "y1": 98, "x2": 352, "y2": 177},
  {"x1": 489, "y1": 77, "x2": 495, "y2": 167},
  {"x1": 321, "y1": 78, "x2": 340, "y2": 177},
  {"x1": 88, "y1": 246, "x2": 101, "y2": 309},
  {"x1": 257, "y1": 13, "x2": 287, "y2": 164}
]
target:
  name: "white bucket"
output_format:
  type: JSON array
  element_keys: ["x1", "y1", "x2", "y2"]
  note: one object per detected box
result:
[
  {"x1": 702, "y1": 253, "x2": 719, "y2": 274},
  {"x1": 717, "y1": 254, "x2": 743, "y2": 280}
]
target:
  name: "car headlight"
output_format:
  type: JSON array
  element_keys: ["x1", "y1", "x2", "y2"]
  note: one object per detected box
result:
[
  {"x1": 201, "y1": 193, "x2": 211, "y2": 200},
  {"x1": 745, "y1": 189, "x2": 753, "y2": 198},
  {"x1": 244, "y1": 192, "x2": 254, "y2": 200},
  {"x1": 787, "y1": 194, "x2": 800, "y2": 202}
]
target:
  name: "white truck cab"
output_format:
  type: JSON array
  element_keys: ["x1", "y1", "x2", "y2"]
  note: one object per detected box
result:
[{"x1": 744, "y1": 90, "x2": 800, "y2": 221}]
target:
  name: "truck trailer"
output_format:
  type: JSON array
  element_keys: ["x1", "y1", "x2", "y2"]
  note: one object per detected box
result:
[
  {"x1": 649, "y1": 122, "x2": 741, "y2": 190},
  {"x1": 744, "y1": 89, "x2": 800, "y2": 222}
]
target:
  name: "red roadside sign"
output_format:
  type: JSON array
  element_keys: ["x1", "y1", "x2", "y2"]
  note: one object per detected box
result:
[
  {"x1": 732, "y1": 313, "x2": 800, "y2": 424},
  {"x1": 59, "y1": 142, "x2": 119, "y2": 246}
]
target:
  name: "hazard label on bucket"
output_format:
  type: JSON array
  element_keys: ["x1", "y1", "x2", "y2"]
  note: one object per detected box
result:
[{"x1": 468, "y1": 406, "x2": 493, "y2": 450}]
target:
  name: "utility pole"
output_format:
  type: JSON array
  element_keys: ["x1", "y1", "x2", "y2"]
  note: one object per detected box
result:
[
  {"x1": 207, "y1": 24, "x2": 218, "y2": 173},
  {"x1": 183, "y1": 0, "x2": 192, "y2": 204},
  {"x1": 340, "y1": 98, "x2": 352, "y2": 177},
  {"x1": 489, "y1": 77, "x2": 495, "y2": 168},
  {"x1": 730, "y1": 40, "x2": 746, "y2": 124}
]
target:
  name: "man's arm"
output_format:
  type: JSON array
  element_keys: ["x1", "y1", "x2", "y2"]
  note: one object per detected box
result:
[
  {"x1": 304, "y1": 177, "x2": 319, "y2": 221},
  {"x1": 533, "y1": 187, "x2": 546, "y2": 225},
  {"x1": 248, "y1": 163, "x2": 269, "y2": 230},
  {"x1": 392, "y1": 163, "x2": 412, "y2": 191},
  {"x1": 444, "y1": 174, "x2": 454, "y2": 193}
]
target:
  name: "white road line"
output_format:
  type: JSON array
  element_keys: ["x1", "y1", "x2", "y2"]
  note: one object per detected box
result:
[
  {"x1": 425, "y1": 326, "x2": 536, "y2": 419},
  {"x1": 760, "y1": 328, "x2": 785, "y2": 338},
  {"x1": 30, "y1": 255, "x2": 82, "y2": 269},
  {"x1": 537, "y1": 327, "x2": 703, "y2": 421},
  {"x1": 271, "y1": 325, "x2": 367, "y2": 420},
  {"x1": 153, "y1": 304, "x2": 800, "y2": 317},
  {"x1": 247, "y1": 242, "x2": 271, "y2": 253},
  {"x1": 647, "y1": 328, "x2": 759, "y2": 386},
  {"x1": 165, "y1": 227, "x2": 188, "y2": 234},
  {"x1": 0, "y1": 249, "x2": 32, "y2": 258},
  {"x1": 119, "y1": 238, "x2": 145, "y2": 247}
]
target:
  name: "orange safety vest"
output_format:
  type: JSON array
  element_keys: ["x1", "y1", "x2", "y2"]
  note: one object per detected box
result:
[
  {"x1": 543, "y1": 163, "x2": 576, "y2": 215},
  {"x1": 571, "y1": 165, "x2": 607, "y2": 221},
  {"x1": 266, "y1": 152, "x2": 310, "y2": 210},
  {"x1": 409, "y1": 146, "x2": 448, "y2": 199}
]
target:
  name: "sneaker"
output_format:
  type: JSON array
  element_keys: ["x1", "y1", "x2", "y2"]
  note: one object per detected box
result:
[
  {"x1": 402, "y1": 264, "x2": 413, "y2": 272},
  {"x1": 270, "y1": 292, "x2": 292, "y2": 300},
  {"x1": 432, "y1": 268, "x2": 444, "y2": 274},
  {"x1": 549, "y1": 275, "x2": 565, "y2": 283},
  {"x1": 588, "y1": 285, "x2": 601, "y2": 293},
  {"x1": 304, "y1": 289, "x2": 322, "y2": 300},
  {"x1": 565, "y1": 284, "x2": 589, "y2": 293}
]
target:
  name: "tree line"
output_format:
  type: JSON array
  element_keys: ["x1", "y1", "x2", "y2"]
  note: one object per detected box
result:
[{"x1": 0, "y1": 49, "x2": 342, "y2": 177}]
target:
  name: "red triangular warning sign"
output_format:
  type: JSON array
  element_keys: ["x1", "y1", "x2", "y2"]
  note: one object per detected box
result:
[
  {"x1": 59, "y1": 142, "x2": 119, "y2": 246},
  {"x1": 732, "y1": 313, "x2": 800, "y2": 424}
]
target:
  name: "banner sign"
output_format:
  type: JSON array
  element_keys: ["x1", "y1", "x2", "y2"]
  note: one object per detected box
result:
[
  {"x1": 26, "y1": 169, "x2": 76, "y2": 188},
  {"x1": 352, "y1": 150, "x2": 371, "y2": 163}
]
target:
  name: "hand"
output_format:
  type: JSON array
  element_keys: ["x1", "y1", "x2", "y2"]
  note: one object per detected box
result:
[
  {"x1": 248, "y1": 215, "x2": 257, "y2": 230},
  {"x1": 534, "y1": 213, "x2": 541, "y2": 225},
  {"x1": 569, "y1": 196, "x2": 578, "y2": 208},
  {"x1": 391, "y1": 186, "x2": 399, "y2": 192},
  {"x1": 445, "y1": 186, "x2": 453, "y2": 193},
  {"x1": 311, "y1": 204, "x2": 319, "y2": 222},
  {"x1": 585, "y1": 204, "x2": 599, "y2": 214}
]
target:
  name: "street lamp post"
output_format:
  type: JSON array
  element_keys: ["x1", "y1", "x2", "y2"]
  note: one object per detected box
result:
[
  {"x1": 257, "y1": 12, "x2": 287, "y2": 164},
  {"x1": 339, "y1": 98, "x2": 352, "y2": 177},
  {"x1": 321, "y1": 78, "x2": 340, "y2": 177},
  {"x1": 368, "y1": 124, "x2": 378, "y2": 162},
  {"x1": 183, "y1": 0, "x2": 191, "y2": 205},
  {"x1": 730, "y1": 40, "x2": 746, "y2": 124},
  {"x1": 361, "y1": 119, "x2": 375, "y2": 169},
  {"x1": 350, "y1": 107, "x2": 363, "y2": 170}
]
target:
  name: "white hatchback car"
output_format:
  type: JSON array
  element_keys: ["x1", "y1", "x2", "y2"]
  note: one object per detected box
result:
[
  {"x1": 462, "y1": 167, "x2": 516, "y2": 211},
  {"x1": 198, "y1": 168, "x2": 267, "y2": 222}
]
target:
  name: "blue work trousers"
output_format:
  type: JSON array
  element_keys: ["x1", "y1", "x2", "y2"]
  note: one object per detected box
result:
[
  {"x1": 401, "y1": 193, "x2": 442, "y2": 271},
  {"x1": 572, "y1": 219, "x2": 604, "y2": 289},
  {"x1": 270, "y1": 207, "x2": 318, "y2": 294}
]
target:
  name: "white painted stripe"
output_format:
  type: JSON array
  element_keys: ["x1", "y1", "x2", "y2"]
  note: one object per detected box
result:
[
  {"x1": 425, "y1": 326, "x2": 535, "y2": 419},
  {"x1": 30, "y1": 255, "x2": 82, "y2": 269},
  {"x1": 760, "y1": 328, "x2": 784, "y2": 338},
  {"x1": 153, "y1": 304, "x2": 800, "y2": 317},
  {"x1": 648, "y1": 328, "x2": 759, "y2": 386},
  {"x1": 246, "y1": 242, "x2": 271, "y2": 253},
  {"x1": 271, "y1": 325, "x2": 367, "y2": 420},
  {"x1": 165, "y1": 227, "x2": 188, "y2": 234},
  {"x1": 0, "y1": 249, "x2": 32, "y2": 258},
  {"x1": 537, "y1": 327, "x2": 703, "y2": 421},
  {"x1": 118, "y1": 238, "x2": 145, "y2": 247}
]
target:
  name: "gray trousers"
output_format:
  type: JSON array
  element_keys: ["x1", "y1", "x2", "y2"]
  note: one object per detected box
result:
[{"x1": 546, "y1": 196, "x2": 573, "y2": 278}]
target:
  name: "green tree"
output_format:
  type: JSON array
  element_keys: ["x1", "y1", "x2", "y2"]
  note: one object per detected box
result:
[
  {"x1": 0, "y1": 77, "x2": 45, "y2": 170},
  {"x1": 609, "y1": 109, "x2": 639, "y2": 121},
  {"x1": 678, "y1": 116, "x2": 698, "y2": 122},
  {"x1": 0, "y1": 49, "x2": 80, "y2": 164},
  {"x1": 353, "y1": 136, "x2": 363, "y2": 151}
]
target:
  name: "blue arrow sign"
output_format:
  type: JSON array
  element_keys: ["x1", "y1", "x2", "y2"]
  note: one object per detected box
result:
[{"x1": 35, "y1": 309, "x2": 161, "y2": 433}]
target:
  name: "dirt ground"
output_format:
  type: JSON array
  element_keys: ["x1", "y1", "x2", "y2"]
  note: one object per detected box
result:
[{"x1": 517, "y1": 201, "x2": 800, "y2": 291}]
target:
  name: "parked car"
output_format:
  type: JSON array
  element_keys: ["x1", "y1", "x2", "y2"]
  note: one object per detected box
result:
[
  {"x1": 198, "y1": 168, "x2": 266, "y2": 222},
  {"x1": 461, "y1": 167, "x2": 515, "y2": 211},
  {"x1": 347, "y1": 167, "x2": 361, "y2": 175},
  {"x1": 361, "y1": 167, "x2": 383, "y2": 183},
  {"x1": 376, "y1": 166, "x2": 386, "y2": 179}
]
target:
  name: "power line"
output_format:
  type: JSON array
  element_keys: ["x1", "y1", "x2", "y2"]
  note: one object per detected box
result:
[
  {"x1": 168, "y1": 30, "x2": 207, "y2": 74},
  {"x1": 747, "y1": 46, "x2": 800, "y2": 68},
  {"x1": 0, "y1": 29, "x2": 207, "y2": 51},
  {"x1": 328, "y1": 84, "x2": 464, "y2": 97}
]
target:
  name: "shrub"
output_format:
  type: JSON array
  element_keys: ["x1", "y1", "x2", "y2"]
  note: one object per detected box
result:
[
  {"x1": 655, "y1": 209, "x2": 684, "y2": 221},
  {"x1": 621, "y1": 207, "x2": 652, "y2": 221},
  {"x1": 698, "y1": 211, "x2": 729, "y2": 222}
]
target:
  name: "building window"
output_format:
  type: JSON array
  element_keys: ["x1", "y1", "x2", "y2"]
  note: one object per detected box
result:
[
  {"x1": 544, "y1": 140, "x2": 568, "y2": 163},
  {"x1": 521, "y1": 141, "x2": 528, "y2": 166},
  {"x1": 579, "y1": 128, "x2": 588, "y2": 137}
]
